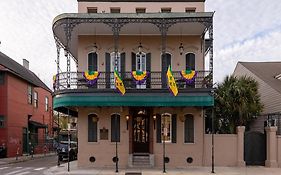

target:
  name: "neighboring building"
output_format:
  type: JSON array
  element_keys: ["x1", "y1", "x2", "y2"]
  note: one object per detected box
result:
[
  {"x1": 0, "y1": 52, "x2": 53, "y2": 158},
  {"x1": 52, "y1": 0, "x2": 214, "y2": 168},
  {"x1": 233, "y1": 62, "x2": 281, "y2": 133}
]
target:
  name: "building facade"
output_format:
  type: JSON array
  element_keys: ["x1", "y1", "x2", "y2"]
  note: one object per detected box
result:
[
  {"x1": 52, "y1": 0, "x2": 214, "y2": 168},
  {"x1": 0, "y1": 52, "x2": 53, "y2": 158}
]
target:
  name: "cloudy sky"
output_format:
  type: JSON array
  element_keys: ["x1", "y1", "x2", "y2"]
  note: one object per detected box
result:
[{"x1": 0, "y1": 0, "x2": 281, "y2": 88}]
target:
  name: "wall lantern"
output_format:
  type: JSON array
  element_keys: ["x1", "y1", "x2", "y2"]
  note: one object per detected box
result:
[
  {"x1": 126, "y1": 115, "x2": 130, "y2": 130},
  {"x1": 138, "y1": 42, "x2": 143, "y2": 53},
  {"x1": 92, "y1": 43, "x2": 98, "y2": 53},
  {"x1": 179, "y1": 43, "x2": 184, "y2": 55},
  {"x1": 92, "y1": 116, "x2": 99, "y2": 123},
  {"x1": 153, "y1": 115, "x2": 157, "y2": 130}
]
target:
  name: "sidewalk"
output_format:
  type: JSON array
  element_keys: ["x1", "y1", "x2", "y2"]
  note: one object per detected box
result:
[
  {"x1": 0, "y1": 152, "x2": 56, "y2": 165},
  {"x1": 45, "y1": 161, "x2": 281, "y2": 175}
]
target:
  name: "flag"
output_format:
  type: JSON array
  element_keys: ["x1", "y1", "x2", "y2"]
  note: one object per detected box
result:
[
  {"x1": 114, "y1": 69, "x2": 126, "y2": 95},
  {"x1": 166, "y1": 65, "x2": 178, "y2": 96}
]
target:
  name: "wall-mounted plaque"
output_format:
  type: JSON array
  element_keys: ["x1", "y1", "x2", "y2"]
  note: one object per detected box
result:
[{"x1": 100, "y1": 127, "x2": 108, "y2": 140}]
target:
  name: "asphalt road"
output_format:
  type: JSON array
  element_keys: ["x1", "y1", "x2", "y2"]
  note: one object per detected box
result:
[{"x1": 0, "y1": 155, "x2": 58, "y2": 175}]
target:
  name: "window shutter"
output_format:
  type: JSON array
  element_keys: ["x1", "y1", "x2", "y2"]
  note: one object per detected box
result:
[
  {"x1": 111, "y1": 114, "x2": 120, "y2": 142},
  {"x1": 156, "y1": 115, "x2": 161, "y2": 143},
  {"x1": 184, "y1": 115, "x2": 194, "y2": 143},
  {"x1": 172, "y1": 114, "x2": 177, "y2": 143},
  {"x1": 121, "y1": 52, "x2": 126, "y2": 80},
  {"x1": 105, "y1": 52, "x2": 110, "y2": 88},
  {"x1": 131, "y1": 52, "x2": 136, "y2": 71},
  {"x1": 88, "y1": 115, "x2": 97, "y2": 142},
  {"x1": 93, "y1": 53, "x2": 98, "y2": 71},
  {"x1": 146, "y1": 53, "x2": 151, "y2": 88}
]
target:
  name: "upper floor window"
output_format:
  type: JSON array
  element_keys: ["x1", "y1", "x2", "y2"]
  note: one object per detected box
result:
[
  {"x1": 0, "y1": 115, "x2": 5, "y2": 128},
  {"x1": 161, "y1": 8, "x2": 171, "y2": 13},
  {"x1": 87, "y1": 7, "x2": 97, "y2": 13},
  {"x1": 45, "y1": 97, "x2": 49, "y2": 112},
  {"x1": 186, "y1": 53, "x2": 195, "y2": 70},
  {"x1": 28, "y1": 85, "x2": 32, "y2": 104},
  {"x1": 88, "y1": 52, "x2": 98, "y2": 72},
  {"x1": 110, "y1": 8, "x2": 120, "y2": 13},
  {"x1": 0, "y1": 72, "x2": 4, "y2": 85},
  {"x1": 185, "y1": 7, "x2": 196, "y2": 13},
  {"x1": 34, "y1": 91, "x2": 38, "y2": 108},
  {"x1": 136, "y1": 8, "x2": 146, "y2": 13}
]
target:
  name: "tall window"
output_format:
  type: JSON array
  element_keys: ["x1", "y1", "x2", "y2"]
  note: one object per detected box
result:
[
  {"x1": 184, "y1": 114, "x2": 194, "y2": 143},
  {"x1": 0, "y1": 72, "x2": 4, "y2": 85},
  {"x1": 136, "y1": 52, "x2": 146, "y2": 89},
  {"x1": 186, "y1": 53, "x2": 195, "y2": 70},
  {"x1": 88, "y1": 114, "x2": 98, "y2": 142},
  {"x1": 0, "y1": 115, "x2": 4, "y2": 128},
  {"x1": 110, "y1": 52, "x2": 121, "y2": 88},
  {"x1": 34, "y1": 91, "x2": 38, "y2": 108},
  {"x1": 111, "y1": 114, "x2": 120, "y2": 142},
  {"x1": 88, "y1": 52, "x2": 98, "y2": 72},
  {"x1": 28, "y1": 85, "x2": 32, "y2": 104},
  {"x1": 161, "y1": 113, "x2": 172, "y2": 142},
  {"x1": 45, "y1": 97, "x2": 49, "y2": 112}
]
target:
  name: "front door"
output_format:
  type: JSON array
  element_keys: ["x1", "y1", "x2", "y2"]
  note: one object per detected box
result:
[{"x1": 133, "y1": 111, "x2": 149, "y2": 153}]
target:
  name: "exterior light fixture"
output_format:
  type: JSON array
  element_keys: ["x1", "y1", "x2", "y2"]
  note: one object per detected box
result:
[
  {"x1": 92, "y1": 43, "x2": 98, "y2": 53},
  {"x1": 179, "y1": 43, "x2": 184, "y2": 55},
  {"x1": 64, "y1": 49, "x2": 68, "y2": 57},
  {"x1": 138, "y1": 42, "x2": 143, "y2": 53},
  {"x1": 126, "y1": 115, "x2": 130, "y2": 130},
  {"x1": 92, "y1": 116, "x2": 99, "y2": 123},
  {"x1": 153, "y1": 115, "x2": 157, "y2": 130}
]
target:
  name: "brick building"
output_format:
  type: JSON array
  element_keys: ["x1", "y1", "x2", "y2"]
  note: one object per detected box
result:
[{"x1": 0, "y1": 52, "x2": 53, "y2": 158}]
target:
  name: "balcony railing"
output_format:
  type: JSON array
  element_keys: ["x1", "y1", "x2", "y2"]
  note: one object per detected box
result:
[{"x1": 53, "y1": 71, "x2": 212, "y2": 92}]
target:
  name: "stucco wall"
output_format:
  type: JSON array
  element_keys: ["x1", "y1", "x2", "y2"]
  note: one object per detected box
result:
[
  {"x1": 77, "y1": 107, "x2": 130, "y2": 168},
  {"x1": 277, "y1": 136, "x2": 281, "y2": 167},
  {"x1": 78, "y1": 35, "x2": 204, "y2": 72},
  {"x1": 78, "y1": 2, "x2": 205, "y2": 13},
  {"x1": 204, "y1": 134, "x2": 238, "y2": 166}
]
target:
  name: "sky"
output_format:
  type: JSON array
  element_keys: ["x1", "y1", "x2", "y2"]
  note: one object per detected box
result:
[{"x1": 0, "y1": 0, "x2": 281, "y2": 89}]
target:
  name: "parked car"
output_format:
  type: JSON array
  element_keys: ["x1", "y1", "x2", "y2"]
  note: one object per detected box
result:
[{"x1": 57, "y1": 141, "x2": 77, "y2": 161}]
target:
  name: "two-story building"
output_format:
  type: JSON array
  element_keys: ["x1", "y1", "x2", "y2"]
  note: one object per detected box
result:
[
  {"x1": 0, "y1": 52, "x2": 53, "y2": 158},
  {"x1": 52, "y1": 0, "x2": 214, "y2": 168}
]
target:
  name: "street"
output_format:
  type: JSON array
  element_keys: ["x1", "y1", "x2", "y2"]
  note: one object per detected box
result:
[{"x1": 0, "y1": 155, "x2": 58, "y2": 175}]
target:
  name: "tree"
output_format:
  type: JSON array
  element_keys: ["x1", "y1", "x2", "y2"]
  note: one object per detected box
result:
[{"x1": 214, "y1": 75, "x2": 263, "y2": 133}]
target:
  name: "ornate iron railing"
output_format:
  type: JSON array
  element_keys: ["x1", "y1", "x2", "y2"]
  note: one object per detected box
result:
[{"x1": 53, "y1": 71, "x2": 212, "y2": 91}]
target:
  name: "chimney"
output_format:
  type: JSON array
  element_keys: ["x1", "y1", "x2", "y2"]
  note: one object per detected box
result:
[{"x1": 23, "y1": 59, "x2": 29, "y2": 70}]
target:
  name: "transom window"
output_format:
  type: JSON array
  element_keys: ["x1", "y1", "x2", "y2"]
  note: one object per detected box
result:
[
  {"x1": 161, "y1": 113, "x2": 172, "y2": 142},
  {"x1": 110, "y1": 8, "x2": 120, "y2": 13},
  {"x1": 87, "y1": 7, "x2": 97, "y2": 13},
  {"x1": 161, "y1": 8, "x2": 171, "y2": 13},
  {"x1": 136, "y1": 8, "x2": 146, "y2": 13},
  {"x1": 185, "y1": 7, "x2": 196, "y2": 13}
]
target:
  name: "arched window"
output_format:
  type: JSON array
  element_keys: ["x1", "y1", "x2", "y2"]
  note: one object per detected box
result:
[
  {"x1": 184, "y1": 114, "x2": 194, "y2": 143},
  {"x1": 185, "y1": 53, "x2": 195, "y2": 70},
  {"x1": 111, "y1": 114, "x2": 120, "y2": 142},
  {"x1": 88, "y1": 114, "x2": 98, "y2": 142},
  {"x1": 88, "y1": 52, "x2": 98, "y2": 72}
]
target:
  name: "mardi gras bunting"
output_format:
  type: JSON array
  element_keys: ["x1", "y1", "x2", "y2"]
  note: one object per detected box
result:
[
  {"x1": 131, "y1": 71, "x2": 149, "y2": 85},
  {"x1": 180, "y1": 69, "x2": 197, "y2": 84},
  {"x1": 83, "y1": 71, "x2": 100, "y2": 85},
  {"x1": 114, "y1": 69, "x2": 126, "y2": 95},
  {"x1": 166, "y1": 65, "x2": 178, "y2": 96}
]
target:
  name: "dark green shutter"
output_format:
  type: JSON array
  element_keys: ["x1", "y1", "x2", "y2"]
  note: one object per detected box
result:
[
  {"x1": 184, "y1": 115, "x2": 194, "y2": 143},
  {"x1": 88, "y1": 115, "x2": 97, "y2": 142},
  {"x1": 146, "y1": 53, "x2": 151, "y2": 88},
  {"x1": 172, "y1": 114, "x2": 177, "y2": 143},
  {"x1": 111, "y1": 114, "x2": 120, "y2": 142},
  {"x1": 121, "y1": 52, "x2": 126, "y2": 80},
  {"x1": 161, "y1": 53, "x2": 171, "y2": 88},
  {"x1": 105, "y1": 52, "x2": 110, "y2": 88},
  {"x1": 156, "y1": 115, "x2": 161, "y2": 143},
  {"x1": 131, "y1": 52, "x2": 136, "y2": 71}
]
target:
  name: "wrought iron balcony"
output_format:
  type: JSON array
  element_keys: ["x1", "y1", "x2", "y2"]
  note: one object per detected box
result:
[{"x1": 53, "y1": 71, "x2": 212, "y2": 92}]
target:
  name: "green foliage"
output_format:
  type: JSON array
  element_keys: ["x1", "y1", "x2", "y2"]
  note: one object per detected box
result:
[{"x1": 214, "y1": 75, "x2": 263, "y2": 133}]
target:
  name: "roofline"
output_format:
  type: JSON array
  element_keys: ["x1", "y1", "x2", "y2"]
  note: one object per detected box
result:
[{"x1": 77, "y1": 0, "x2": 205, "y2": 2}]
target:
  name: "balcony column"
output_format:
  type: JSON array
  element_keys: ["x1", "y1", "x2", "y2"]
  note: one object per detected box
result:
[
  {"x1": 208, "y1": 22, "x2": 214, "y2": 85},
  {"x1": 55, "y1": 42, "x2": 60, "y2": 91},
  {"x1": 265, "y1": 126, "x2": 278, "y2": 167}
]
